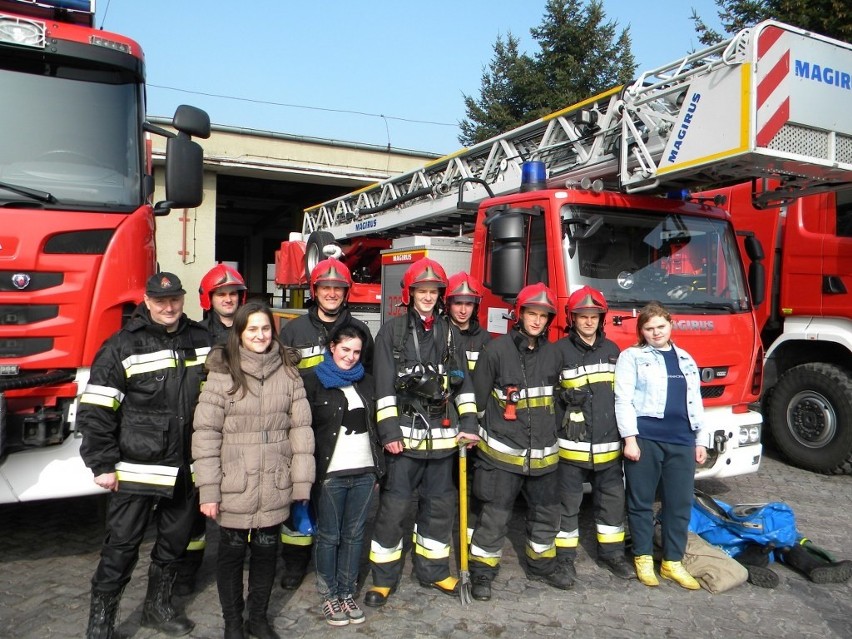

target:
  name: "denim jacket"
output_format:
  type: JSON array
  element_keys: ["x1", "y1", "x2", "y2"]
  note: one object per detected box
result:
[{"x1": 614, "y1": 343, "x2": 710, "y2": 447}]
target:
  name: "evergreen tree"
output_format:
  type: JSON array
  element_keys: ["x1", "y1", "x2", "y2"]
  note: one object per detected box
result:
[
  {"x1": 691, "y1": 0, "x2": 851, "y2": 45},
  {"x1": 459, "y1": 0, "x2": 635, "y2": 146}
]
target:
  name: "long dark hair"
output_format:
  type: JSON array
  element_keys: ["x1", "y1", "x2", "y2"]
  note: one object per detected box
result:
[
  {"x1": 635, "y1": 301, "x2": 673, "y2": 347},
  {"x1": 221, "y1": 302, "x2": 300, "y2": 397},
  {"x1": 327, "y1": 322, "x2": 369, "y2": 352}
]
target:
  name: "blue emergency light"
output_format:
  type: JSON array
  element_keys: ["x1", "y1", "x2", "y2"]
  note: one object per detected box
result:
[{"x1": 520, "y1": 161, "x2": 547, "y2": 192}]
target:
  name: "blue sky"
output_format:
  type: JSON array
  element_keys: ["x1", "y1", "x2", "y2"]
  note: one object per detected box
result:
[{"x1": 98, "y1": 0, "x2": 724, "y2": 155}]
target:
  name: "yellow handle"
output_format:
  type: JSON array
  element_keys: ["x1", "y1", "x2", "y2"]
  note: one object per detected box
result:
[{"x1": 458, "y1": 444, "x2": 469, "y2": 572}]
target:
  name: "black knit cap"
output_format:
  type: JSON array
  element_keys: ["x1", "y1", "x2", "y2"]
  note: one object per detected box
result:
[{"x1": 145, "y1": 272, "x2": 186, "y2": 298}]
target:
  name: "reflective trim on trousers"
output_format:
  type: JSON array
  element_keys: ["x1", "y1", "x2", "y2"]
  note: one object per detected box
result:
[
  {"x1": 555, "y1": 529, "x2": 580, "y2": 549},
  {"x1": 413, "y1": 525, "x2": 451, "y2": 560},
  {"x1": 526, "y1": 539, "x2": 556, "y2": 560},
  {"x1": 469, "y1": 542, "x2": 502, "y2": 567},
  {"x1": 369, "y1": 538, "x2": 403, "y2": 564},
  {"x1": 597, "y1": 523, "x2": 625, "y2": 544}
]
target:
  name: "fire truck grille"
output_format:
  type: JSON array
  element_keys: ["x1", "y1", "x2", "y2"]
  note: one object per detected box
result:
[
  {"x1": 0, "y1": 305, "x2": 59, "y2": 325},
  {"x1": 0, "y1": 337, "x2": 53, "y2": 358},
  {"x1": 700, "y1": 386, "x2": 724, "y2": 400}
]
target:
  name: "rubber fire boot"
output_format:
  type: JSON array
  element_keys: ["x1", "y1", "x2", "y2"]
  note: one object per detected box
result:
[
  {"x1": 85, "y1": 587, "x2": 123, "y2": 639},
  {"x1": 279, "y1": 544, "x2": 311, "y2": 591},
  {"x1": 779, "y1": 544, "x2": 852, "y2": 584},
  {"x1": 246, "y1": 541, "x2": 281, "y2": 639},
  {"x1": 173, "y1": 547, "x2": 204, "y2": 597},
  {"x1": 733, "y1": 543, "x2": 778, "y2": 589},
  {"x1": 140, "y1": 563, "x2": 195, "y2": 637}
]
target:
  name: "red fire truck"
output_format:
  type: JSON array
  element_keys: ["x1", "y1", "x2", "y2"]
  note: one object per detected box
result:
[
  {"x1": 704, "y1": 182, "x2": 852, "y2": 474},
  {"x1": 277, "y1": 21, "x2": 852, "y2": 481},
  {"x1": 0, "y1": 0, "x2": 209, "y2": 503}
]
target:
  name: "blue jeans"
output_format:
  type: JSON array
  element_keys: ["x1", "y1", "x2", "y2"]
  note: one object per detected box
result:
[{"x1": 315, "y1": 473, "x2": 376, "y2": 599}]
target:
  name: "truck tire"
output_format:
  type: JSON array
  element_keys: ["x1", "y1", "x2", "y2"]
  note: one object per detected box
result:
[
  {"x1": 304, "y1": 231, "x2": 338, "y2": 282},
  {"x1": 767, "y1": 362, "x2": 852, "y2": 475}
]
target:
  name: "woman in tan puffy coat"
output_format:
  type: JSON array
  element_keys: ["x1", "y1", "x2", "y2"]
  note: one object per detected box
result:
[{"x1": 193, "y1": 302, "x2": 314, "y2": 639}]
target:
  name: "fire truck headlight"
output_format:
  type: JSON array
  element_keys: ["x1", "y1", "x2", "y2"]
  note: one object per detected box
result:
[{"x1": 738, "y1": 425, "x2": 761, "y2": 446}]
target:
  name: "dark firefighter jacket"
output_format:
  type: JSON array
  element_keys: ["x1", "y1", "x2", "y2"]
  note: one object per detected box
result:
[
  {"x1": 553, "y1": 329, "x2": 621, "y2": 468},
  {"x1": 374, "y1": 310, "x2": 477, "y2": 458},
  {"x1": 473, "y1": 327, "x2": 560, "y2": 476},
  {"x1": 279, "y1": 305, "x2": 375, "y2": 376},
  {"x1": 455, "y1": 321, "x2": 493, "y2": 372},
  {"x1": 199, "y1": 312, "x2": 231, "y2": 346},
  {"x1": 78, "y1": 303, "x2": 209, "y2": 496}
]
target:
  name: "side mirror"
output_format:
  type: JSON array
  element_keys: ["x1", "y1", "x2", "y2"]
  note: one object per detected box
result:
[
  {"x1": 748, "y1": 262, "x2": 765, "y2": 307},
  {"x1": 154, "y1": 107, "x2": 209, "y2": 215},
  {"x1": 485, "y1": 207, "x2": 527, "y2": 297},
  {"x1": 173, "y1": 105, "x2": 211, "y2": 139}
]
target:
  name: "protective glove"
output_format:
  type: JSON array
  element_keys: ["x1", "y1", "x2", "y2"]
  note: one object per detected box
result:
[
  {"x1": 565, "y1": 415, "x2": 586, "y2": 442},
  {"x1": 557, "y1": 386, "x2": 591, "y2": 408},
  {"x1": 291, "y1": 500, "x2": 315, "y2": 535}
]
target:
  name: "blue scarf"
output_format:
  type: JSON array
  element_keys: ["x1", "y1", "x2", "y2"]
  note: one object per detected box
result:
[{"x1": 315, "y1": 351, "x2": 365, "y2": 389}]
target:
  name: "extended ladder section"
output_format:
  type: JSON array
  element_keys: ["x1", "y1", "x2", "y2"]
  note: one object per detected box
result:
[{"x1": 304, "y1": 20, "x2": 852, "y2": 240}]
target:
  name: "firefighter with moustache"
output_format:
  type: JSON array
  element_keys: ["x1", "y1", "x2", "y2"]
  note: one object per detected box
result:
[
  {"x1": 468, "y1": 282, "x2": 574, "y2": 602},
  {"x1": 278, "y1": 257, "x2": 375, "y2": 590},
  {"x1": 79, "y1": 273, "x2": 210, "y2": 638},
  {"x1": 553, "y1": 286, "x2": 632, "y2": 585},
  {"x1": 445, "y1": 272, "x2": 492, "y2": 537},
  {"x1": 173, "y1": 263, "x2": 248, "y2": 596},
  {"x1": 364, "y1": 258, "x2": 479, "y2": 607}
]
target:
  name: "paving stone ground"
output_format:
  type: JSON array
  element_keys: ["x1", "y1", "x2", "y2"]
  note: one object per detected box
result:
[{"x1": 1, "y1": 448, "x2": 851, "y2": 639}]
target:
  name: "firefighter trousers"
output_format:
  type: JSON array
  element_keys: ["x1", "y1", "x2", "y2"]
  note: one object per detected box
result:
[
  {"x1": 556, "y1": 461, "x2": 626, "y2": 561},
  {"x1": 369, "y1": 453, "x2": 455, "y2": 588},
  {"x1": 469, "y1": 461, "x2": 560, "y2": 581},
  {"x1": 91, "y1": 472, "x2": 198, "y2": 592}
]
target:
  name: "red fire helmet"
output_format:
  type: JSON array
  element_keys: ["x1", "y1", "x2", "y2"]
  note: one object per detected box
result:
[
  {"x1": 400, "y1": 258, "x2": 448, "y2": 306},
  {"x1": 446, "y1": 272, "x2": 483, "y2": 304},
  {"x1": 566, "y1": 285, "x2": 608, "y2": 327},
  {"x1": 198, "y1": 264, "x2": 247, "y2": 311},
  {"x1": 310, "y1": 257, "x2": 353, "y2": 297},
  {"x1": 514, "y1": 282, "x2": 557, "y2": 320}
]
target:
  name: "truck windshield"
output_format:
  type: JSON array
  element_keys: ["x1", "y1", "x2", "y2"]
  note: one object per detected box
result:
[
  {"x1": 562, "y1": 205, "x2": 751, "y2": 312},
  {"x1": 0, "y1": 58, "x2": 142, "y2": 209}
]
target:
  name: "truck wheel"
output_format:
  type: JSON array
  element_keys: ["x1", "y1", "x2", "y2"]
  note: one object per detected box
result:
[
  {"x1": 304, "y1": 231, "x2": 338, "y2": 282},
  {"x1": 768, "y1": 362, "x2": 852, "y2": 474}
]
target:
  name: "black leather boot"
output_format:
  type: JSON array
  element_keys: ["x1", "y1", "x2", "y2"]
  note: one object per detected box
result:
[
  {"x1": 779, "y1": 543, "x2": 852, "y2": 584},
  {"x1": 141, "y1": 563, "x2": 195, "y2": 636},
  {"x1": 246, "y1": 535, "x2": 280, "y2": 639},
  {"x1": 85, "y1": 587, "x2": 123, "y2": 639},
  {"x1": 218, "y1": 528, "x2": 248, "y2": 639}
]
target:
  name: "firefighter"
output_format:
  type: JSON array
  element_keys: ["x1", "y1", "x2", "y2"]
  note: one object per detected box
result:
[
  {"x1": 553, "y1": 286, "x2": 632, "y2": 583},
  {"x1": 363, "y1": 258, "x2": 479, "y2": 607},
  {"x1": 445, "y1": 272, "x2": 492, "y2": 538},
  {"x1": 198, "y1": 263, "x2": 248, "y2": 344},
  {"x1": 445, "y1": 272, "x2": 491, "y2": 372},
  {"x1": 173, "y1": 263, "x2": 249, "y2": 597},
  {"x1": 468, "y1": 282, "x2": 574, "y2": 601},
  {"x1": 79, "y1": 273, "x2": 209, "y2": 638},
  {"x1": 277, "y1": 257, "x2": 374, "y2": 590}
]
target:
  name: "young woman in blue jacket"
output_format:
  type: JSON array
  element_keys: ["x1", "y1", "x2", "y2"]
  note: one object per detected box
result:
[{"x1": 614, "y1": 302, "x2": 710, "y2": 590}]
